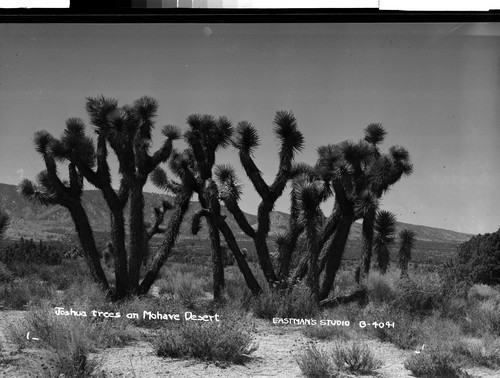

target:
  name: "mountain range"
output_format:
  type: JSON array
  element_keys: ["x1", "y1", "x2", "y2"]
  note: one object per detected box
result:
[{"x1": 0, "y1": 183, "x2": 472, "y2": 246}]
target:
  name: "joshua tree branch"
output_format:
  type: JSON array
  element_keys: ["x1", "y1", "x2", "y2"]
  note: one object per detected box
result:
[{"x1": 239, "y1": 151, "x2": 269, "y2": 201}]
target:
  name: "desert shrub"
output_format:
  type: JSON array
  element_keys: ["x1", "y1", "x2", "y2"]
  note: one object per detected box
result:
[
  {"x1": 7, "y1": 308, "x2": 99, "y2": 377},
  {"x1": 302, "y1": 325, "x2": 350, "y2": 341},
  {"x1": 295, "y1": 344, "x2": 337, "y2": 378},
  {"x1": 0, "y1": 261, "x2": 14, "y2": 283},
  {"x1": 51, "y1": 343, "x2": 97, "y2": 378},
  {"x1": 59, "y1": 278, "x2": 109, "y2": 310},
  {"x1": 444, "y1": 229, "x2": 500, "y2": 286},
  {"x1": 154, "y1": 315, "x2": 257, "y2": 365},
  {"x1": 462, "y1": 299, "x2": 500, "y2": 336},
  {"x1": 223, "y1": 273, "x2": 254, "y2": 312},
  {"x1": 404, "y1": 348, "x2": 469, "y2": 378},
  {"x1": 9, "y1": 305, "x2": 136, "y2": 352},
  {"x1": 0, "y1": 238, "x2": 62, "y2": 265},
  {"x1": 392, "y1": 274, "x2": 444, "y2": 316},
  {"x1": 331, "y1": 342, "x2": 382, "y2": 374},
  {"x1": 0, "y1": 279, "x2": 55, "y2": 310},
  {"x1": 467, "y1": 284, "x2": 500, "y2": 304},
  {"x1": 366, "y1": 271, "x2": 397, "y2": 305},
  {"x1": 252, "y1": 283, "x2": 319, "y2": 320},
  {"x1": 418, "y1": 315, "x2": 463, "y2": 360},
  {"x1": 364, "y1": 304, "x2": 421, "y2": 350},
  {"x1": 333, "y1": 268, "x2": 357, "y2": 296},
  {"x1": 157, "y1": 271, "x2": 205, "y2": 308},
  {"x1": 452, "y1": 337, "x2": 500, "y2": 368}
]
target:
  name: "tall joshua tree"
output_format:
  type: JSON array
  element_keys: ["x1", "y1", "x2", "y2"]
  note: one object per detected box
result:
[
  {"x1": 139, "y1": 151, "x2": 196, "y2": 295},
  {"x1": 21, "y1": 96, "x2": 184, "y2": 299},
  {"x1": 374, "y1": 210, "x2": 397, "y2": 274},
  {"x1": 293, "y1": 176, "x2": 325, "y2": 299},
  {"x1": 398, "y1": 228, "x2": 416, "y2": 278},
  {"x1": 176, "y1": 115, "x2": 262, "y2": 300},
  {"x1": 289, "y1": 123, "x2": 412, "y2": 301},
  {"x1": 19, "y1": 131, "x2": 109, "y2": 292},
  {"x1": 219, "y1": 111, "x2": 304, "y2": 287}
]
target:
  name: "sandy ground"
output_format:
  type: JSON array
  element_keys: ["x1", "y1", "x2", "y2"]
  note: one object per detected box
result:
[{"x1": 1, "y1": 310, "x2": 500, "y2": 377}]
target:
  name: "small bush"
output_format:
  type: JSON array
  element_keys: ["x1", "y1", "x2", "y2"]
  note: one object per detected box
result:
[
  {"x1": 332, "y1": 342, "x2": 382, "y2": 374},
  {"x1": 252, "y1": 283, "x2": 319, "y2": 320},
  {"x1": 392, "y1": 274, "x2": 444, "y2": 315},
  {"x1": 462, "y1": 299, "x2": 500, "y2": 337},
  {"x1": 51, "y1": 342, "x2": 97, "y2": 378},
  {"x1": 452, "y1": 337, "x2": 500, "y2": 368},
  {"x1": 154, "y1": 316, "x2": 258, "y2": 365},
  {"x1": 295, "y1": 344, "x2": 336, "y2": 378},
  {"x1": 0, "y1": 279, "x2": 54, "y2": 310},
  {"x1": 369, "y1": 307, "x2": 421, "y2": 350},
  {"x1": 468, "y1": 284, "x2": 500, "y2": 304},
  {"x1": 366, "y1": 271, "x2": 397, "y2": 304},
  {"x1": 404, "y1": 348, "x2": 468, "y2": 378},
  {"x1": 158, "y1": 271, "x2": 205, "y2": 308}
]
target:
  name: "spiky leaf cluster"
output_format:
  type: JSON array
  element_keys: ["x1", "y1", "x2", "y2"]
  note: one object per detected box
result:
[
  {"x1": 374, "y1": 210, "x2": 397, "y2": 243},
  {"x1": 233, "y1": 121, "x2": 260, "y2": 155},
  {"x1": 214, "y1": 164, "x2": 243, "y2": 203},
  {"x1": 273, "y1": 110, "x2": 304, "y2": 163}
]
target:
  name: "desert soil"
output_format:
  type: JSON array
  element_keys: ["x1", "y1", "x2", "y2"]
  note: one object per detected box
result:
[{"x1": 1, "y1": 310, "x2": 499, "y2": 377}]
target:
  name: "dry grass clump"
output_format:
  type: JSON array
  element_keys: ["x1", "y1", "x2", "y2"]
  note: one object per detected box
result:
[
  {"x1": 404, "y1": 347, "x2": 471, "y2": 378},
  {"x1": 467, "y1": 284, "x2": 500, "y2": 304},
  {"x1": 252, "y1": 282, "x2": 319, "y2": 320},
  {"x1": 331, "y1": 342, "x2": 382, "y2": 374},
  {"x1": 154, "y1": 313, "x2": 258, "y2": 366},
  {"x1": 296, "y1": 344, "x2": 338, "y2": 378},
  {"x1": 452, "y1": 337, "x2": 500, "y2": 368},
  {"x1": 296, "y1": 342, "x2": 381, "y2": 377},
  {"x1": 366, "y1": 270, "x2": 398, "y2": 305},
  {"x1": 156, "y1": 270, "x2": 205, "y2": 308},
  {"x1": 0, "y1": 279, "x2": 55, "y2": 310},
  {"x1": 363, "y1": 304, "x2": 422, "y2": 350},
  {"x1": 462, "y1": 298, "x2": 500, "y2": 337}
]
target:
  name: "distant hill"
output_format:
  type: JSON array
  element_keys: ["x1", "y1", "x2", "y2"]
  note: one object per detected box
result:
[{"x1": 0, "y1": 183, "x2": 472, "y2": 249}]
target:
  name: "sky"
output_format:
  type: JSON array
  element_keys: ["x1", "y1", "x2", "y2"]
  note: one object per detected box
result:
[{"x1": 0, "y1": 23, "x2": 499, "y2": 235}]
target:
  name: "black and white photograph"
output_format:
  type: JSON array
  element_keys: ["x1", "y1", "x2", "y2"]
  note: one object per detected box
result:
[{"x1": 1, "y1": 20, "x2": 500, "y2": 377}]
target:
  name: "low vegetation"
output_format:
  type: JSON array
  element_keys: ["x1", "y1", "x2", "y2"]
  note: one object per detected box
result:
[
  {"x1": 154, "y1": 314, "x2": 258, "y2": 365},
  {"x1": 296, "y1": 342, "x2": 382, "y2": 377}
]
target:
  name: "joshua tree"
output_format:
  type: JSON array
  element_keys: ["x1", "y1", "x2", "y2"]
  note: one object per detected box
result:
[
  {"x1": 374, "y1": 210, "x2": 397, "y2": 274},
  {"x1": 218, "y1": 111, "x2": 304, "y2": 287},
  {"x1": 287, "y1": 123, "x2": 412, "y2": 301},
  {"x1": 20, "y1": 96, "x2": 184, "y2": 299},
  {"x1": 19, "y1": 131, "x2": 109, "y2": 292},
  {"x1": 293, "y1": 175, "x2": 325, "y2": 299},
  {"x1": 174, "y1": 115, "x2": 262, "y2": 300},
  {"x1": 398, "y1": 228, "x2": 416, "y2": 278}
]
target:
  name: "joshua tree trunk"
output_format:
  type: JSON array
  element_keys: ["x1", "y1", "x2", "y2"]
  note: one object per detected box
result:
[
  {"x1": 217, "y1": 220, "x2": 262, "y2": 295},
  {"x1": 109, "y1": 212, "x2": 129, "y2": 298},
  {"x1": 305, "y1": 224, "x2": 320, "y2": 300},
  {"x1": 128, "y1": 184, "x2": 146, "y2": 294},
  {"x1": 208, "y1": 219, "x2": 225, "y2": 301},
  {"x1": 319, "y1": 213, "x2": 354, "y2": 301},
  {"x1": 139, "y1": 188, "x2": 192, "y2": 295},
  {"x1": 69, "y1": 203, "x2": 110, "y2": 292},
  {"x1": 357, "y1": 209, "x2": 375, "y2": 283}
]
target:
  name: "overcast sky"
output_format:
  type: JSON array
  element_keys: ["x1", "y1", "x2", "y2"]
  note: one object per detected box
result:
[{"x1": 1, "y1": 23, "x2": 499, "y2": 234}]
